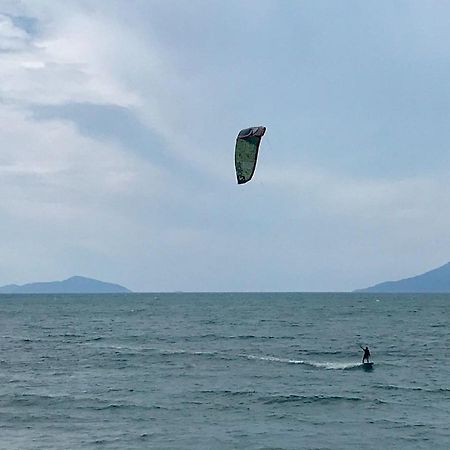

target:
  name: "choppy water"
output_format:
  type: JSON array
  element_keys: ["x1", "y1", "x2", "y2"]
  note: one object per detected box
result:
[{"x1": 1, "y1": 293, "x2": 449, "y2": 449}]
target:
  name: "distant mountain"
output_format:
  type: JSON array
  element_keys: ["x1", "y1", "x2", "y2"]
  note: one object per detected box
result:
[
  {"x1": 0, "y1": 276, "x2": 131, "y2": 294},
  {"x1": 355, "y1": 262, "x2": 450, "y2": 293}
]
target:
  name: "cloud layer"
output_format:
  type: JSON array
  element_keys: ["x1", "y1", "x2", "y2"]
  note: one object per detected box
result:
[{"x1": 2, "y1": 1, "x2": 450, "y2": 290}]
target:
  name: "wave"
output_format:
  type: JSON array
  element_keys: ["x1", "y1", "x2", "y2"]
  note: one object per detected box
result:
[
  {"x1": 93, "y1": 403, "x2": 165, "y2": 411},
  {"x1": 375, "y1": 384, "x2": 450, "y2": 394},
  {"x1": 243, "y1": 354, "x2": 363, "y2": 370},
  {"x1": 85, "y1": 336, "x2": 104, "y2": 342},
  {"x1": 260, "y1": 394, "x2": 364, "y2": 405},
  {"x1": 157, "y1": 348, "x2": 236, "y2": 362},
  {"x1": 80, "y1": 343, "x2": 235, "y2": 361},
  {"x1": 0, "y1": 393, "x2": 73, "y2": 407},
  {"x1": 0, "y1": 393, "x2": 166, "y2": 411},
  {"x1": 159, "y1": 349, "x2": 218, "y2": 357},
  {"x1": 198, "y1": 389, "x2": 257, "y2": 397},
  {"x1": 225, "y1": 335, "x2": 296, "y2": 340},
  {"x1": 183, "y1": 334, "x2": 297, "y2": 341}
]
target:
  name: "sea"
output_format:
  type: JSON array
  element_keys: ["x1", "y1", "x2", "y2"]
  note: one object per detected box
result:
[{"x1": 0, "y1": 293, "x2": 449, "y2": 450}]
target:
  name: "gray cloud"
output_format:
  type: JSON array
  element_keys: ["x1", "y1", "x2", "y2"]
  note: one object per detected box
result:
[{"x1": 2, "y1": 1, "x2": 450, "y2": 291}]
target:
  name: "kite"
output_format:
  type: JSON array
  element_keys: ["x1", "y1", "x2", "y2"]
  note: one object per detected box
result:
[{"x1": 234, "y1": 126, "x2": 266, "y2": 184}]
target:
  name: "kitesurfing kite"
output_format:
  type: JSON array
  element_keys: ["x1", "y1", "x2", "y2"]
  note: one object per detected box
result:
[{"x1": 234, "y1": 126, "x2": 266, "y2": 184}]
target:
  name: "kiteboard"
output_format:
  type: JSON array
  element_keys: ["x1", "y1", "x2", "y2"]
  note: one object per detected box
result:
[{"x1": 362, "y1": 362, "x2": 374, "y2": 369}]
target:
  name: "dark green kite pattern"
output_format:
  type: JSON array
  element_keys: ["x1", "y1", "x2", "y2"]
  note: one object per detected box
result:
[{"x1": 235, "y1": 126, "x2": 266, "y2": 184}]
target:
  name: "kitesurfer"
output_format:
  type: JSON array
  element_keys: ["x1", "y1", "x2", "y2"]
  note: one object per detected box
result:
[{"x1": 360, "y1": 345, "x2": 370, "y2": 363}]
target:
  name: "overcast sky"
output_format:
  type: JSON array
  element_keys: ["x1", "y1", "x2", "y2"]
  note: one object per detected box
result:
[{"x1": 1, "y1": 0, "x2": 450, "y2": 291}]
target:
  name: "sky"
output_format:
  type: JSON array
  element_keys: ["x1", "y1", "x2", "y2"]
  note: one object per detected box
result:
[{"x1": 1, "y1": 0, "x2": 450, "y2": 292}]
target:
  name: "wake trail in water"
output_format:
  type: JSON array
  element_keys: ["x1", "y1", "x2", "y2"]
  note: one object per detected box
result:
[{"x1": 243, "y1": 354, "x2": 363, "y2": 370}]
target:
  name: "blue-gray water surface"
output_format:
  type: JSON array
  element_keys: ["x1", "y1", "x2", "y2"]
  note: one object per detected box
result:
[{"x1": 1, "y1": 293, "x2": 449, "y2": 449}]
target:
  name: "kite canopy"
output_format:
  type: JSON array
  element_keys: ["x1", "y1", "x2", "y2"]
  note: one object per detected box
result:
[{"x1": 234, "y1": 126, "x2": 266, "y2": 184}]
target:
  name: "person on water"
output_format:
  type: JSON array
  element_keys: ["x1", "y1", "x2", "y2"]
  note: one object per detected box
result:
[{"x1": 360, "y1": 345, "x2": 370, "y2": 363}]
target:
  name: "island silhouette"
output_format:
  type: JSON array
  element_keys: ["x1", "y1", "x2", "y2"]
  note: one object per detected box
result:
[{"x1": 0, "y1": 276, "x2": 131, "y2": 294}]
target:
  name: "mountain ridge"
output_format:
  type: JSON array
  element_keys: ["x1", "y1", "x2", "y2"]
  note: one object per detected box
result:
[
  {"x1": 0, "y1": 276, "x2": 131, "y2": 294},
  {"x1": 355, "y1": 262, "x2": 450, "y2": 293}
]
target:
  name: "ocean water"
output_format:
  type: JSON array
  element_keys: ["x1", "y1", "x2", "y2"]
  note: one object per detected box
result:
[{"x1": 0, "y1": 293, "x2": 449, "y2": 449}]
